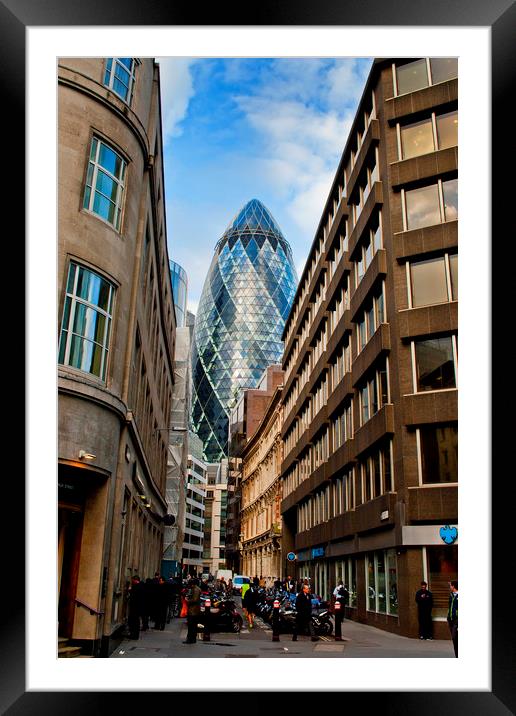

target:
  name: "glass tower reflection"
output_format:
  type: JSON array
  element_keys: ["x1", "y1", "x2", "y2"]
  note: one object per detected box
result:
[{"x1": 191, "y1": 199, "x2": 298, "y2": 462}]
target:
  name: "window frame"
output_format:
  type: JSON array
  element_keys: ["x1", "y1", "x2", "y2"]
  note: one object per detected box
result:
[
  {"x1": 407, "y1": 251, "x2": 458, "y2": 309},
  {"x1": 396, "y1": 109, "x2": 458, "y2": 161},
  {"x1": 103, "y1": 57, "x2": 137, "y2": 105},
  {"x1": 58, "y1": 261, "x2": 116, "y2": 382},
  {"x1": 410, "y1": 334, "x2": 458, "y2": 393},
  {"x1": 83, "y1": 136, "x2": 127, "y2": 232},
  {"x1": 392, "y1": 58, "x2": 458, "y2": 97},
  {"x1": 401, "y1": 177, "x2": 458, "y2": 232}
]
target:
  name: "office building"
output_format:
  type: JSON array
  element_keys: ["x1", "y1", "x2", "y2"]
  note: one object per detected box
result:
[
  {"x1": 190, "y1": 198, "x2": 297, "y2": 462},
  {"x1": 280, "y1": 58, "x2": 458, "y2": 638}
]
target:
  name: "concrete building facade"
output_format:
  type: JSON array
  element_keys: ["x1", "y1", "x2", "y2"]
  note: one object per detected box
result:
[
  {"x1": 279, "y1": 58, "x2": 458, "y2": 639},
  {"x1": 58, "y1": 58, "x2": 175, "y2": 655}
]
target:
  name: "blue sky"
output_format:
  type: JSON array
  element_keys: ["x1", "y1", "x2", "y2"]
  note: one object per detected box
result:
[{"x1": 157, "y1": 57, "x2": 373, "y2": 314}]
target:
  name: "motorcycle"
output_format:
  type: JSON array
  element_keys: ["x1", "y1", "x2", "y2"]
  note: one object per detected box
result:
[
  {"x1": 200, "y1": 595, "x2": 243, "y2": 633},
  {"x1": 310, "y1": 609, "x2": 333, "y2": 636},
  {"x1": 274, "y1": 602, "x2": 333, "y2": 636}
]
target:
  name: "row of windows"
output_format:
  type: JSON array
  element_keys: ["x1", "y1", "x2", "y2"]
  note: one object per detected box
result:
[
  {"x1": 284, "y1": 416, "x2": 457, "y2": 503},
  {"x1": 393, "y1": 58, "x2": 457, "y2": 98},
  {"x1": 397, "y1": 109, "x2": 458, "y2": 161},
  {"x1": 284, "y1": 57, "x2": 458, "y2": 366}
]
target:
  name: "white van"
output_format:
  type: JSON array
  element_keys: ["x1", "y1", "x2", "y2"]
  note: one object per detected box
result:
[{"x1": 232, "y1": 575, "x2": 251, "y2": 595}]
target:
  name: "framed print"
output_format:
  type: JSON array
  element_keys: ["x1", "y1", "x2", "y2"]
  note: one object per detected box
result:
[{"x1": 6, "y1": 0, "x2": 511, "y2": 711}]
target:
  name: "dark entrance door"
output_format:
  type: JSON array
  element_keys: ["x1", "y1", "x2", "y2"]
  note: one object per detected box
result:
[{"x1": 58, "y1": 466, "x2": 87, "y2": 638}]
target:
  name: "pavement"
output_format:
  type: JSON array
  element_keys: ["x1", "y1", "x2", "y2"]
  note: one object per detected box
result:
[{"x1": 110, "y1": 601, "x2": 455, "y2": 659}]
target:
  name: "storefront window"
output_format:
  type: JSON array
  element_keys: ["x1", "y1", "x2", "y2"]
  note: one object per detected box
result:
[{"x1": 427, "y1": 545, "x2": 458, "y2": 618}]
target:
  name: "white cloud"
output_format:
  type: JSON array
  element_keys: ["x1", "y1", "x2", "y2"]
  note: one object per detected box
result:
[
  {"x1": 157, "y1": 58, "x2": 197, "y2": 143},
  {"x1": 233, "y1": 61, "x2": 364, "y2": 238}
]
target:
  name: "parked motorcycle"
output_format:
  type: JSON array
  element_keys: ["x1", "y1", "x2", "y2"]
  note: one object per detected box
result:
[
  {"x1": 274, "y1": 602, "x2": 333, "y2": 636},
  {"x1": 200, "y1": 595, "x2": 243, "y2": 633}
]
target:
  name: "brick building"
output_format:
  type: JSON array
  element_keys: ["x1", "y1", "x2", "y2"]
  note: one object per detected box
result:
[{"x1": 280, "y1": 58, "x2": 458, "y2": 639}]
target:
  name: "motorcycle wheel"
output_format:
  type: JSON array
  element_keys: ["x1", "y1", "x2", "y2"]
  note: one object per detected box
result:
[
  {"x1": 321, "y1": 621, "x2": 333, "y2": 635},
  {"x1": 232, "y1": 615, "x2": 243, "y2": 633}
]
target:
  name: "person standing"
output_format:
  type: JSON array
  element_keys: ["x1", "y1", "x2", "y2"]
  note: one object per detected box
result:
[
  {"x1": 415, "y1": 581, "x2": 434, "y2": 640},
  {"x1": 154, "y1": 576, "x2": 169, "y2": 630},
  {"x1": 183, "y1": 578, "x2": 201, "y2": 644},
  {"x1": 127, "y1": 576, "x2": 145, "y2": 640},
  {"x1": 333, "y1": 580, "x2": 349, "y2": 617},
  {"x1": 242, "y1": 581, "x2": 258, "y2": 629},
  {"x1": 447, "y1": 580, "x2": 458, "y2": 657},
  {"x1": 241, "y1": 579, "x2": 250, "y2": 602},
  {"x1": 292, "y1": 583, "x2": 318, "y2": 642}
]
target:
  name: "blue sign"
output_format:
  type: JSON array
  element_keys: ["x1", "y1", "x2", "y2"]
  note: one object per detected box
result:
[
  {"x1": 311, "y1": 546, "x2": 325, "y2": 558},
  {"x1": 439, "y1": 525, "x2": 458, "y2": 544},
  {"x1": 286, "y1": 552, "x2": 296, "y2": 562}
]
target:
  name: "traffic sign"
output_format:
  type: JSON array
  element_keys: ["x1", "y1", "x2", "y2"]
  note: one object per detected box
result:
[{"x1": 286, "y1": 551, "x2": 296, "y2": 561}]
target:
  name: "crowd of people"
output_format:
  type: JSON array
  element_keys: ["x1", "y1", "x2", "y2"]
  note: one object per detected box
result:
[
  {"x1": 128, "y1": 570, "x2": 458, "y2": 655},
  {"x1": 126, "y1": 572, "x2": 182, "y2": 640}
]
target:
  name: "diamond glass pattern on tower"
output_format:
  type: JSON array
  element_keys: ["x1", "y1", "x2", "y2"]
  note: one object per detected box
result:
[{"x1": 191, "y1": 199, "x2": 298, "y2": 462}]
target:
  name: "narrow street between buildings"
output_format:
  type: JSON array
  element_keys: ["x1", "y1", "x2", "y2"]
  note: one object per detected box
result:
[{"x1": 110, "y1": 599, "x2": 455, "y2": 659}]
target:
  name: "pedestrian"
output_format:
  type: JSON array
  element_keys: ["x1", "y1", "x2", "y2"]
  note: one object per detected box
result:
[
  {"x1": 333, "y1": 580, "x2": 349, "y2": 616},
  {"x1": 284, "y1": 575, "x2": 295, "y2": 593},
  {"x1": 241, "y1": 579, "x2": 250, "y2": 602},
  {"x1": 415, "y1": 581, "x2": 434, "y2": 640},
  {"x1": 183, "y1": 577, "x2": 202, "y2": 644},
  {"x1": 447, "y1": 580, "x2": 458, "y2": 657},
  {"x1": 127, "y1": 575, "x2": 145, "y2": 640},
  {"x1": 226, "y1": 578, "x2": 233, "y2": 595},
  {"x1": 292, "y1": 583, "x2": 318, "y2": 642},
  {"x1": 242, "y1": 581, "x2": 258, "y2": 629},
  {"x1": 154, "y1": 576, "x2": 169, "y2": 630},
  {"x1": 274, "y1": 577, "x2": 282, "y2": 592}
]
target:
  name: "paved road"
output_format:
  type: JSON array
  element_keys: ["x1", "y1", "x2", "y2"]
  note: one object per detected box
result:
[{"x1": 110, "y1": 600, "x2": 455, "y2": 659}]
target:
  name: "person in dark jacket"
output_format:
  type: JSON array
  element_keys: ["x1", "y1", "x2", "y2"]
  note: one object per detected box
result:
[
  {"x1": 292, "y1": 583, "x2": 318, "y2": 641},
  {"x1": 127, "y1": 576, "x2": 145, "y2": 639},
  {"x1": 242, "y1": 583, "x2": 258, "y2": 629},
  {"x1": 153, "y1": 576, "x2": 169, "y2": 630},
  {"x1": 415, "y1": 581, "x2": 434, "y2": 640},
  {"x1": 447, "y1": 580, "x2": 458, "y2": 657}
]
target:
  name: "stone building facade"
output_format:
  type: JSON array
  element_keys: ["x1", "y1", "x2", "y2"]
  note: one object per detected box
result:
[
  {"x1": 58, "y1": 58, "x2": 175, "y2": 656},
  {"x1": 240, "y1": 384, "x2": 284, "y2": 582}
]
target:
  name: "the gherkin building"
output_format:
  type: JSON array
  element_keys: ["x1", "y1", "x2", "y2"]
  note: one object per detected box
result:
[{"x1": 191, "y1": 198, "x2": 298, "y2": 462}]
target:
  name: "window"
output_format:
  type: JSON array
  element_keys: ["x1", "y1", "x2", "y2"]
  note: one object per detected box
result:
[
  {"x1": 408, "y1": 252, "x2": 457, "y2": 307},
  {"x1": 356, "y1": 284, "x2": 386, "y2": 353},
  {"x1": 358, "y1": 360, "x2": 389, "y2": 426},
  {"x1": 394, "y1": 58, "x2": 457, "y2": 96},
  {"x1": 418, "y1": 423, "x2": 458, "y2": 484},
  {"x1": 84, "y1": 137, "x2": 126, "y2": 230},
  {"x1": 398, "y1": 110, "x2": 458, "y2": 160},
  {"x1": 366, "y1": 549, "x2": 398, "y2": 615},
  {"x1": 403, "y1": 177, "x2": 458, "y2": 231},
  {"x1": 429, "y1": 58, "x2": 458, "y2": 85},
  {"x1": 355, "y1": 212, "x2": 383, "y2": 286},
  {"x1": 103, "y1": 58, "x2": 136, "y2": 104},
  {"x1": 413, "y1": 335, "x2": 457, "y2": 392},
  {"x1": 59, "y1": 262, "x2": 115, "y2": 380}
]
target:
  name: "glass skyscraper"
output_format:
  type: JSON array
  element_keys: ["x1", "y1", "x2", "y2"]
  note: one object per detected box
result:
[
  {"x1": 191, "y1": 199, "x2": 298, "y2": 462},
  {"x1": 170, "y1": 260, "x2": 188, "y2": 328}
]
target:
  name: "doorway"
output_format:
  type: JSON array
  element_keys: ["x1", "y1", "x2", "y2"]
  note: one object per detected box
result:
[{"x1": 58, "y1": 504, "x2": 84, "y2": 637}]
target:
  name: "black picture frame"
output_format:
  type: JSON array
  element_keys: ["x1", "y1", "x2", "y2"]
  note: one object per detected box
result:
[{"x1": 7, "y1": 0, "x2": 510, "y2": 711}]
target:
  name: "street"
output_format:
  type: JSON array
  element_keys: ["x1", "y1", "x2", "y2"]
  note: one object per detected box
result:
[{"x1": 110, "y1": 599, "x2": 455, "y2": 659}]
